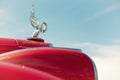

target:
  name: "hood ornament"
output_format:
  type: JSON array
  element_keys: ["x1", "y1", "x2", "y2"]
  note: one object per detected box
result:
[{"x1": 30, "y1": 5, "x2": 47, "y2": 38}]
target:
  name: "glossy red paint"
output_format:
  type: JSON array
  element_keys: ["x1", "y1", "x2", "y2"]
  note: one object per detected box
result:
[
  {"x1": 0, "y1": 62, "x2": 61, "y2": 80},
  {"x1": 0, "y1": 38, "x2": 50, "y2": 54},
  {"x1": 0, "y1": 48, "x2": 95, "y2": 80}
]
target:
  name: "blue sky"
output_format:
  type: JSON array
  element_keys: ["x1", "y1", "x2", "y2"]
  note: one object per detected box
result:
[{"x1": 0, "y1": 0, "x2": 120, "y2": 80}]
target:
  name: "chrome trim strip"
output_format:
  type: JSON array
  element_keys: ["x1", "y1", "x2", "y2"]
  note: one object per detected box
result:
[
  {"x1": 51, "y1": 47, "x2": 81, "y2": 51},
  {"x1": 92, "y1": 61, "x2": 98, "y2": 80}
]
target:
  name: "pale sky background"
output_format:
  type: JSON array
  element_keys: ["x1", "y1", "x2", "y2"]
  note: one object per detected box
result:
[{"x1": 0, "y1": 0, "x2": 120, "y2": 80}]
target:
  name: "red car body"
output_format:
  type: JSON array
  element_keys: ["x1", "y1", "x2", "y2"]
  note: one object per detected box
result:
[{"x1": 0, "y1": 38, "x2": 97, "y2": 80}]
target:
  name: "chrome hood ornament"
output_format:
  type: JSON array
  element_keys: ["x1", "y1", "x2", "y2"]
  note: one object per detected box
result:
[{"x1": 30, "y1": 5, "x2": 47, "y2": 38}]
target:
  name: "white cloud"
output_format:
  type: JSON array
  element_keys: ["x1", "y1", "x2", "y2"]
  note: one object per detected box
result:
[
  {"x1": 112, "y1": 40, "x2": 120, "y2": 44},
  {"x1": 0, "y1": 9, "x2": 4, "y2": 18},
  {"x1": 0, "y1": 9, "x2": 6, "y2": 24},
  {"x1": 81, "y1": 3, "x2": 120, "y2": 24},
  {"x1": 0, "y1": 7, "x2": 25, "y2": 38},
  {"x1": 94, "y1": 56, "x2": 120, "y2": 80},
  {"x1": 65, "y1": 42, "x2": 120, "y2": 80},
  {"x1": 0, "y1": 8, "x2": 11, "y2": 26},
  {"x1": 95, "y1": 3, "x2": 120, "y2": 17}
]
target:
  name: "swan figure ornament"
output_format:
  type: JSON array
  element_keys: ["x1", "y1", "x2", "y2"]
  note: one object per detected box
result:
[{"x1": 30, "y1": 5, "x2": 47, "y2": 38}]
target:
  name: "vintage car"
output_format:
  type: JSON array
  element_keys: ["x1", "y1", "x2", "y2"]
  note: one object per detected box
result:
[{"x1": 0, "y1": 5, "x2": 98, "y2": 80}]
